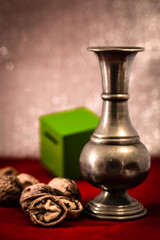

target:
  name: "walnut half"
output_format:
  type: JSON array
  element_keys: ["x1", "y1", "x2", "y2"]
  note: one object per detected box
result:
[
  {"x1": 20, "y1": 183, "x2": 55, "y2": 214},
  {"x1": 58, "y1": 196, "x2": 83, "y2": 219},
  {"x1": 29, "y1": 195, "x2": 68, "y2": 226}
]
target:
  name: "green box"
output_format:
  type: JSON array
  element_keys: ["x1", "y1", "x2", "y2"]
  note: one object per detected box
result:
[{"x1": 39, "y1": 107, "x2": 99, "y2": 179}]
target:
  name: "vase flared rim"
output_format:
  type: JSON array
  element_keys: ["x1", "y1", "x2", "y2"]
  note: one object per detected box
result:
[{"x1": 87, "y1": 46, "x2": 145, "y2": 52}]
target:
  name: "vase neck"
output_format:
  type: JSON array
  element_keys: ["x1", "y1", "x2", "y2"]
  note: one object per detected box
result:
[
  {"x1": 88, "y1": 47, "x2": 144, "y2": 144},
  {"x1": 96, "y1": 51, "x2": 137, "y2": 99},
  {"x1": 88, "y1": 47, "x2": 144, "y2": 100}
]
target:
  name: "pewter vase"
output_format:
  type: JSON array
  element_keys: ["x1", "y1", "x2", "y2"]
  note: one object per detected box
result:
[{"x1": 79, "y1": 47, "x2": 151, "y2": 220}]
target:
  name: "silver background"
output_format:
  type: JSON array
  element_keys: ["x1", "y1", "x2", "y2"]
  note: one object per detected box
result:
[{"x1": 0, "y1": 0, "x2": 160, "y2": 157}]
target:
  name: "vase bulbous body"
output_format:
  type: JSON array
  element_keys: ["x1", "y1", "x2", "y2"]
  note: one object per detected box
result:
[{"x1": 79, "y1": 47, "x2": 150, "y2": 220}]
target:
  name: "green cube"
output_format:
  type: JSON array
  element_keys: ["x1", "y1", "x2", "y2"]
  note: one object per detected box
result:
[{"x1": 39, "y1": 107, "x2": 99, "y2": 179}]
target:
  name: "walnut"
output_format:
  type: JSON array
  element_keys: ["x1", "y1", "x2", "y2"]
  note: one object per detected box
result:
[
  {"x1": 16, "y1": 173, "x2": 39, "y2": 190},
  {"x1": 0, "y1": 175, "x2": 21, "y2": 206},
  {"x1": 0, "y1": 166, "x2": 19, "y2": 177},
  {"x1": 29, "y1": 195, "x2": 68, "y2": 226},
  {"x1": 20, "y1": 183, "x2": 55, "y2": 214},
  {"x1": 48, "y1": 178, "x2": 81, "y2": 201},
  {"x1": 57, "y1": 196, "x2": 83, "y2": 219},
  {"x1": 0, "y1": 167, "x2": 40, "y2": 206}
]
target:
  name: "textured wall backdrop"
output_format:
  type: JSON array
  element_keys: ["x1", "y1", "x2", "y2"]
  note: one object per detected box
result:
[{"x1": 0, "y1": 0, "x2": 160, "y2": 157}]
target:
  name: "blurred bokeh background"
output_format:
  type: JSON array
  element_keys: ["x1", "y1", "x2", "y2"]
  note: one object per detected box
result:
[{"x1": 0, "y1": 0, "x2": 160, "y2": 158}]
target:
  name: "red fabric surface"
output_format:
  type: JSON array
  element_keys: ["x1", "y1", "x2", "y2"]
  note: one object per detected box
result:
[{"x1": 0, "y1": 158, "x2": 160, "y2": 240}]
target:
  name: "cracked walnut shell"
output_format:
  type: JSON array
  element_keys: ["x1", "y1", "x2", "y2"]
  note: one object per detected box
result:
[
  {"x1": 29, "y1": 195, "x2": 68, "y2": 226},
  {"x1": 20, "y1": 183, "x2": 55, "y2": 214},
  {"x1": 57, "y1": 196, "x2": 83, "y2": 219}
]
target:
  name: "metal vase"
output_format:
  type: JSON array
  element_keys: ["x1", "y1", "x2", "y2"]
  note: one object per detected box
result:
[{"x1": 79, "y1": 47, "x2": 151, "y2": 220}]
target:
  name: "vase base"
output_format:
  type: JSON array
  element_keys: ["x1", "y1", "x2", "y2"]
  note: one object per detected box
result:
[{"x1": 84, "y1": 190, "x2": 147, "y2": 220}]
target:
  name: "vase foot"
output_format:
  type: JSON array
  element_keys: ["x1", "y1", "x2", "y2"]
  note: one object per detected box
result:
[{"x1": 84, "y1": 190, "x2": 147, "y2": 220}]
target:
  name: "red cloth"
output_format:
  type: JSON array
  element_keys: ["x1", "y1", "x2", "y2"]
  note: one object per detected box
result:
[{"x1": 0, "y1": 158, "x2": 160, "y2": 240}]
